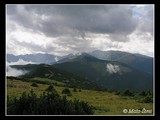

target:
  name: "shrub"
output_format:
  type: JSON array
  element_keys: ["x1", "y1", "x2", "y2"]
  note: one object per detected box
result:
[
  {"x1": 138, "y1": 90, "x2": 153, "y2": 103},
  {"x1": 62, "y1": 88, "x2": 72, "y2": 96},
  {"x1": 7, "y1": 90, "x2": 94, "y2": 115},
  {"x1": 140, "y1": 94, "x2": 153, "y2": 103},
  {"x1": 122, "y1": 89, "x2": 134, "y2": 96},
  {"x1": 45, "y1": 85, "x2": 54, "y2": 91},
  {"x1": 62, "y1": 88, "x2": 71, "y2": 94},
  {"x1": 73, "y1": 88, "x2": 77, "y2": 92},
  {"x1": 45, "y1": 85, "x2": 57, "y2": 94},
  {"x1": 79, "y1": 89, "x2": 81, "y2": 92},
  {"x1": 139, "y1": 91, "x2": 146, "y2": 96},
  {"x1": 115, "y1": 91, "x2": 120, "y2": 95},
  {"x1": 31, "y1": 82, "x2": 38, "y2": 87},
  {"x1": 146, "y1": 90, "x2": 152, "y2": 96}
]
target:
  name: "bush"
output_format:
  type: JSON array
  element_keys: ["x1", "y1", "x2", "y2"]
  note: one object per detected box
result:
[
  {"x1": 45, "y1": 85, "x2": 54, "y2": 91},
  {"x1": 31, "y1": 82, "x2": 38, "y2": 87},
  {"x1": 7, "y1": 90, "x2": 94, "y2": 115},
  {"x1": 146, "y1": 90, "x2": 152, "y2": 96},
  {"x1": 115, "y1": 91, "x2": 120, "y2": 95},
  {"x1": 62, "y1": 88, "x2": 72, "y2": 96},
  {"x1": 122, "y1": 89, "x2": 134, "y2": 96},
  {"x1": 79, "y1": 89, "x2": 81, "y2": 92},
  {"x1": 73, "y1": 88, "x2": 77, "y2": 92},
  {"x1": 139, "y1": 91, "x2": 146, "y2": 96},
  {"x1": 140, "y1": 94, "x2": 153, "y2": 103},
  {"x1": 45, "y1": 85, "x2": 57, "y2": 94}
]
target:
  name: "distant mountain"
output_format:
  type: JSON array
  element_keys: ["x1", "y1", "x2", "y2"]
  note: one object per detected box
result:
[
  {"x1": 89, "y1": 50, "x2": 153, "y2": 74},
  {"x1": 10, "y1": 53, "x2": 153, "y2": 91},
  {"x1": 7, "y1": 51, "x2": 153, "y2": 75},
  {"x1": 7, "y1": 53, "x2": 65, "y2": 64},
  {"x1": 7, "y1": 53, "x2": 90, "y2": 65},
  {"x1": 7, "y1": 54, "x2": 20, "y2": 62},
  {"x1": 53, "y1": 53, "x2": 75, "y2": 64},
  {"x1": 53, "y1": 53, "x2": 153, "y2": 91}
]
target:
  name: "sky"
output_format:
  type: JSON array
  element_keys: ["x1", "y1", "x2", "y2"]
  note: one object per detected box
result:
[{"x1": 6, "y1": 4, "x2": 154, "y2": 57}]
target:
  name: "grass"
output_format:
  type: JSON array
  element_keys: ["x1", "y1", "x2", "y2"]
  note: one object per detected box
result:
[
  {"x1": 7, "y1": 78, "x2": 153, "y2": 115},
  {"x1": 7, "y1": 79, "x2": 49, "y2": 98},
  {"x1": 31, "y1": 77, "x2": 66, "y2": 86}
]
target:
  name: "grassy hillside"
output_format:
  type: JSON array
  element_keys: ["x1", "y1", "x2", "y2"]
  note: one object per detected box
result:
[
  {"x1": 11, "y1": 57, "x2": 153, "y2": 92},
  {"x1": 53, "y1": 54, "x2": 152, "y2": 91},
  {"x1": 7, "y1": 77, "x2": 153, "y2": 115},
  {"x1": 11, "y1": 64, "x2": 102, "y2": 91}
]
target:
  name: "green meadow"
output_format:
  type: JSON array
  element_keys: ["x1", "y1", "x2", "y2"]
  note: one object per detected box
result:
[{"x1": 7, "y1": 77, "x2": 153, "y2": 115}]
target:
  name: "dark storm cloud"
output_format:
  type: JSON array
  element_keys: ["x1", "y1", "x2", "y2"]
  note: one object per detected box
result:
[
  {"x1": 7, "y1": 4, "x2": 138, "y2": 41},
  {"x1": 6, "y1": 4, "x2": 154, "y2": 56},
  {"x1": 55, "y1": 36, "x2": 93, "y2": 52}
]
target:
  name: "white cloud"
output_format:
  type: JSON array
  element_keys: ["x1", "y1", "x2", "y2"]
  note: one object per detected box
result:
[
  {"x1": 6, "y1": 66, "x2": 28, "y2": 77},
  {"x1": 6, "y1": 4, "x2": 154, "y2": 57},
  {"x1": 7, "y1": 59, "x2": 38, "y2": 65},
  {"x1": 55, "y1": 56, "x2": 58, "y2": 62},
  {"x1": 106, "y1": 63, "x2": 120, "y2": 74},
  {"x1": 122, "y1": 30, "x2": 154, "y2": 57}
]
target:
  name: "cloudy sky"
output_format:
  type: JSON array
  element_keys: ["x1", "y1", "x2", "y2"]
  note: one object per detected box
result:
[{"x1": 6, "y1": 4, "x2": 154, "y2": 57}]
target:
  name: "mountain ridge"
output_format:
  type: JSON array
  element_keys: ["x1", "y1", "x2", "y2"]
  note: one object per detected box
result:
[
  {"x1": 53, "y1": 53, "x2": 153, "y2": 91},
  {"x1": 9, "y1": 53, "x2": 153, "y2": 91},
  {"x1": 7, "y1": 50, "x2": 153, "y2": 74},
  {"x1": 88, "y1": 50, "x2": 153, "y2": 74}
]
